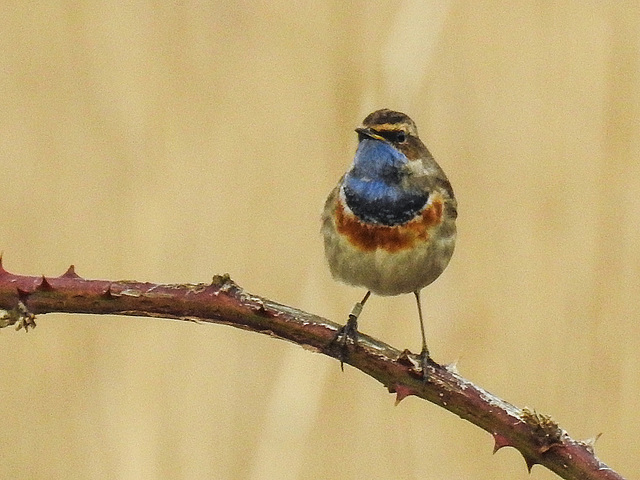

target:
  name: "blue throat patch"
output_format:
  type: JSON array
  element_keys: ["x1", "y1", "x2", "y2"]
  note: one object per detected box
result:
[{"x1": 343, "y1": 138, "x2": 428, "y2": 226}]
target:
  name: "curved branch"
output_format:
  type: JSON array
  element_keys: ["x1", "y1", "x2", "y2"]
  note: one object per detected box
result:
[{"x1": 0, "y1": 260, "x2": 625, "y2": 480}]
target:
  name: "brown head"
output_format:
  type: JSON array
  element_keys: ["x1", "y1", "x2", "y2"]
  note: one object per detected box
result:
[{"x1": 356, "y1": 109, "x2": 427, "y2": 162}]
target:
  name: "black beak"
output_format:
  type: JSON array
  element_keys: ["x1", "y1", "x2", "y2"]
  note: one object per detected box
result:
[{"x1": 355, "y1": 127, "x2": 385, "y2": 142}]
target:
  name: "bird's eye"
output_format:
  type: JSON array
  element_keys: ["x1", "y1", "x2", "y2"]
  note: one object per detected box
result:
[{"x1": 374, "y1": 129, "x2": 408, "y2": 143}]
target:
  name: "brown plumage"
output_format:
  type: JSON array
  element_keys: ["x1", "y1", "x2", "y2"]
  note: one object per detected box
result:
[{"x1": 322, "y1": 109, "x2": 457, "y2": 378}]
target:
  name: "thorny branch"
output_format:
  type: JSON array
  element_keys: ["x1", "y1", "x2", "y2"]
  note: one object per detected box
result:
[{"x1": 0, "y1": 258, "x2": 626, "y2": 480}]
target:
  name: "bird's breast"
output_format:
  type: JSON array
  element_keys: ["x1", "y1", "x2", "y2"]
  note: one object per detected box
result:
[{"x1": 335, "y1": 190, "x2": 444, "y2": 253}]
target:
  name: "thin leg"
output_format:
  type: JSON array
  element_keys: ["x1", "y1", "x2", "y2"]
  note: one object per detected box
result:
[
  {"x1": 332, "y1": 291, "x2": 371, "y2": 370},
  {"x1": 414, "y1": 290, "x2": 430, "y2": 380},
  {"x1": 349, "y1": 290, "x2": 371, "y2": 323}
]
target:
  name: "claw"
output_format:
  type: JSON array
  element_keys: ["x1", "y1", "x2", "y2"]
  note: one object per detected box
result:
[
  {"x1": 331, "y1": 315, "x2": 359, "y2": 370},
  {"x1": 419, "y1": 348, "x2": 430, "y2": 383},
  {"x1": 328, "y1": 291, "x2": 370, "y2": 371}
]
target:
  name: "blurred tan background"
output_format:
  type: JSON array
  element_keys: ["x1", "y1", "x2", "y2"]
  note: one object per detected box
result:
[{"x1": 1, "y1": 2, "x2": 638, "y2": 479}]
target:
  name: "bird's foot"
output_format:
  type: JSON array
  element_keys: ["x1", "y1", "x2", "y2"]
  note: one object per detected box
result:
[
  {"x1": 330, "y1": 314, "x2": 359, "y2": 371},
  {"x1": 419, "y1": 347, "x2": 431, "y2": 383}
]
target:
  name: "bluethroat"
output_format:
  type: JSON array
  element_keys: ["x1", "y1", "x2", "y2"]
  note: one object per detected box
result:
[{"x1": 322, "y1": 109, "x2": 457, "y2": 379}]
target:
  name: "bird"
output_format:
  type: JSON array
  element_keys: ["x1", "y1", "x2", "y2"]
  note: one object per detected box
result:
[{"x1": 321, "y1": 108, "x2": 457, "y2": 379}]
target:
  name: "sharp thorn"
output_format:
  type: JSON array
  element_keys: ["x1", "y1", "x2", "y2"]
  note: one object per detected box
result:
[
  {"x1": 393, "y1": 384, "x2": 416, "y2": 406},
  {"x1": 492, "y1": 433, "x2": 513, "y2": 453},
  {"x1": 523, "y1": 454, "x2": 537, "y2": 472},
  {"x1": 101, "y1": 284, "x2": 114, "y2": 299},
  {"x1": 36, "y1": 275, "x2": 54, "y2": 292},
  {"x1": 60, "y1": 265, "x2": 81, "y2": 279}
]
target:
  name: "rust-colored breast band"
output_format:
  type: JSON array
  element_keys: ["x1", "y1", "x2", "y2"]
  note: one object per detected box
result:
[{"x1": 335, "y1": 197, "x2": 443, "y2": 253}]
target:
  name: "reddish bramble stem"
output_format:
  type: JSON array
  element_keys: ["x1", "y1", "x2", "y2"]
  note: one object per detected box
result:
[{"x1": 0, "y1": 260, "x2": 626, "y2": 480}]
